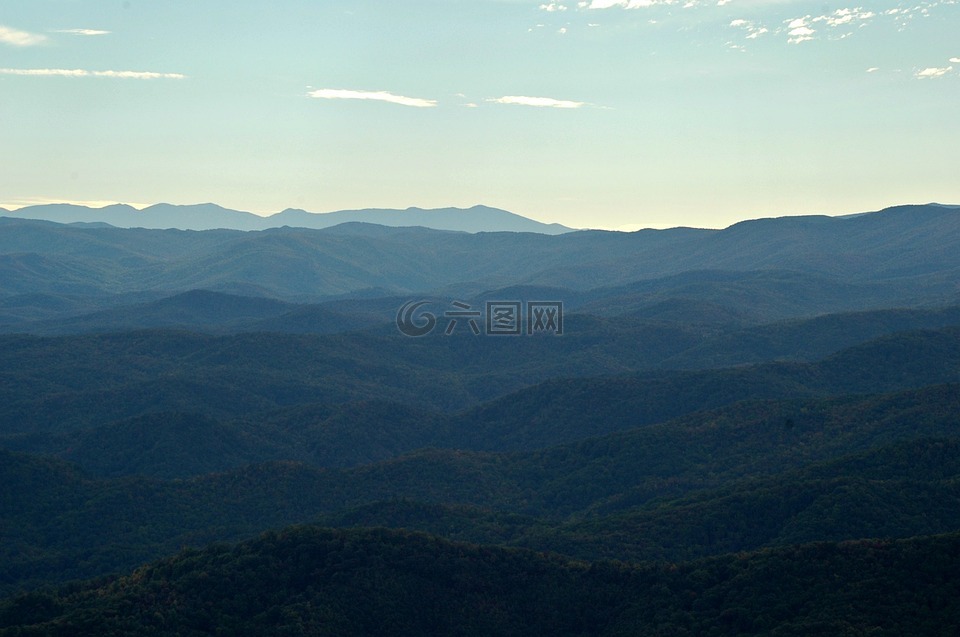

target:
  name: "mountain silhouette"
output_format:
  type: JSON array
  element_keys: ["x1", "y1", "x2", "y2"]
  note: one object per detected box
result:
[{"x1": 2, "y1": 203, "x2": 574, "y2": 234}]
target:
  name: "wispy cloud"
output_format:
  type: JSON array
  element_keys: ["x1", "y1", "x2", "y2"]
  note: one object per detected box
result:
[
  {"x1": 915, "y1": 66, "x2": 953, "y2": 79},
  {"x1": 580, "y1": 0, "x2": 680, "y2": 8},
  {"x1": 951, "y1": 57, "x2": 960, "y2": 64},
  {"x1": 819, "y1": 8, "x2": 876, "y2": 28},
  {"x1": 0, "y1": 68, "x2": 186, "y2": 79},
  {"x1": 785, "y1": 17, "x2": 815, "y2": 44},
  {"x1": 453, "y1": 93, "x2": 479, "y2": 108},
  {"x1": 307, "y1": 88, "x2": 437, "y2": 108},
  {"x1": 729, "y1": 18, "x2": 768, "y2": 40},
  {"x1": 780, "y1": 8, "x2": 878, "y2": 45},
  {"x1": 727, "y1": 5, "x2": 947, "y2": 48},
  {"x1": 52, "y1": 28, "x2": 111, "y2": 36},
  {"x1": 95, "y1": 70, "x2": 185, "y2": 79},
  {"x1": 488, "y1": 95, "x2": 586, "y2": 108},
  {"x1": 0, "y1": 25, "x2": 47, "y2": 46}
]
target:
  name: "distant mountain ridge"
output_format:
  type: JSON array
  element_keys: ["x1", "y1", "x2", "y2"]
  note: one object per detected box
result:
[
  {"x1": 0, "y1": 202, "x2": 574, "y2": 234},
  {"x1": 1, "y1": 203, "x2": 959, "y2": 302}
]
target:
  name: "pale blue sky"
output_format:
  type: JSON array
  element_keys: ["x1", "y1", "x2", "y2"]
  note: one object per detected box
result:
[{"x1": 1, "y1": 1, "x2": 957, "y2": 229}]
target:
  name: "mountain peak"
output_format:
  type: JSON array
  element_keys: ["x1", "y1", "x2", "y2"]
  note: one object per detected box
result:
[
  {"x1": 3, "y1": 202, "x2": 574, "y2": 234},
  {"x1": 266, "y1": 204, "x2": 575, "y2": 234}
]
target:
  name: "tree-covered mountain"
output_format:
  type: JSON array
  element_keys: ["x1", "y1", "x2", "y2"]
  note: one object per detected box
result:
[
  {"x1": 4, "y1": 525, "x2": 960, "y2": 636},
  {"x1": 8, "y1": 290, "x2": 297, "y2": 335},
  {"x1": 2, "y1": 325, "x2": 959, "y2": 475},
  {"x1": 2, "y1": 204, "x2": 959, "y2": 302},
  {"x1": 3, "y1": 383, "x2": 960, "y2": 594},
  {"x1": 10, "y1": 272, "x2": 960, "y2": 337},
  {"x1": 4, "y1": 202, "x2": 960, "y2": 631}
]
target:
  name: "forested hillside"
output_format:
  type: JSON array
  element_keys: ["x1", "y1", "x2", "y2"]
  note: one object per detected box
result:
[
  {"x1": 4, "y1": 526, "x2": 959, "y2": 636},
  {"x1": 2, "y1": 206, "x2": 960, "y2": 633}
]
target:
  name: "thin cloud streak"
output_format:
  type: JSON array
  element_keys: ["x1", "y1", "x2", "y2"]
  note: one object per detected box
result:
[
  {"x1": 0, "y1": 25, "x2": 47, "y2": 46},
  {"x1": 488, "y1": 95, "x2": 586, "y2": 108},
  {"x1": 582, "y1": 0, "x2": 679, "y2": 8},
  {"x1": 307, "y1": 88, "x2": 437, "y2": 108},
  {"x1": 53, "y1": 28, "x2": 111, "y2": 36},
  {"x1": 0, "y1": 68, "x2": 186, "y2": 79}
]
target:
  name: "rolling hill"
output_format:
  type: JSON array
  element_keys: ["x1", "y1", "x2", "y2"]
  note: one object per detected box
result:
[
  {"x1": 3, "y1": 524, "x2": 960, "y2": 636},
  {"x1": 3, "y1": 200, "x2": 960, "y2": 631},
  {"x1": 1, "y1": 204, "x2": 959, "y2": 302},
  {"x1": 3, "y1": 382, "x2": 960, "y2": 594}
]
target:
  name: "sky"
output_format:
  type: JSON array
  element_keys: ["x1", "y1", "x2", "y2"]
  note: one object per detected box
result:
[{"x1": 0, "y1": 1, "x2": 957, "y2": 230}]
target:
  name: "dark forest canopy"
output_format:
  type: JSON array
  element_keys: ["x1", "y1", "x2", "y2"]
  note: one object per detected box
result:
[{"x1": 3, "y1": 206, "x2": 960, "y2": 633}]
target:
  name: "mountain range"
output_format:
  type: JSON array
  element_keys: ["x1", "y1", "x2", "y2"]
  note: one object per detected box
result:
[
  {"x1": 0, "y1": 203, "x2": 958, "y2": 305},
  {"x1": 0, "y1": 202, "x2": 575, "y2": 234},
  {"x1": 3, "y1": 200, "x2": 960, "y2": 633}
]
